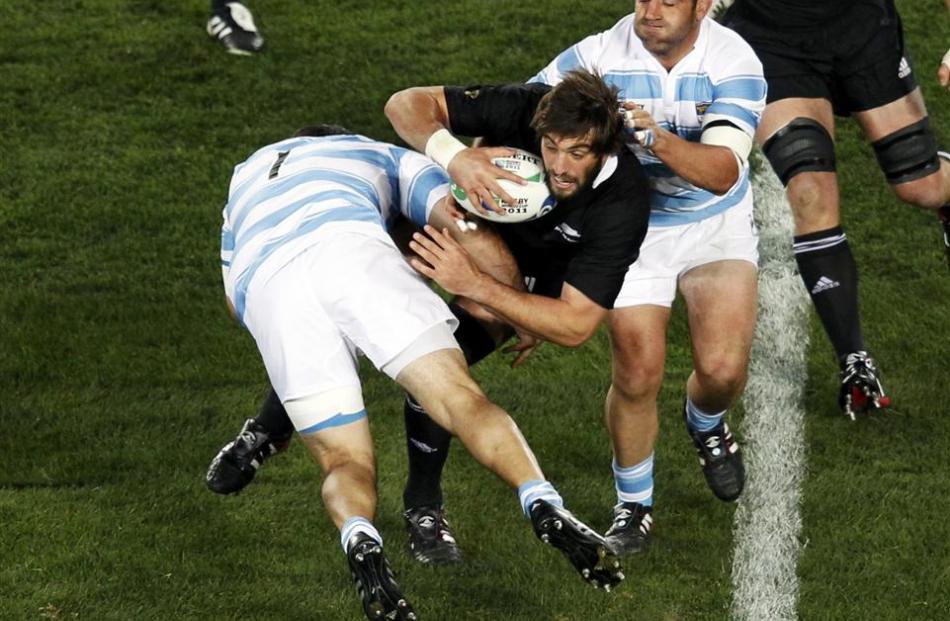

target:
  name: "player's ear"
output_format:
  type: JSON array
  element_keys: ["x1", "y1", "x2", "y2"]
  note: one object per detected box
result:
[{"x1": 695, "y1": 0, "x2": 711, "y2": 20}]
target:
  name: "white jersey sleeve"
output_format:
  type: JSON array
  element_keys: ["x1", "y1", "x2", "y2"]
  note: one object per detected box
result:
[
  {"x1": 394, "y1": 148, "x2": 450, "y2": 227},
  {"x1": 701, "y1": 26, "x2": 767, "y2": 138}
]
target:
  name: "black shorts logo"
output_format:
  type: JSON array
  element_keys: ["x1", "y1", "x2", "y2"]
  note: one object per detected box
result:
[{"x1": 897, "y1": 57, "x2": 911, "y2": 80}]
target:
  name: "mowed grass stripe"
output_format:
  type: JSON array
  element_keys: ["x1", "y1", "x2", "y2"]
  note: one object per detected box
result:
[{"x1": 732, "y1": 156, "x2": 810, "y2": 620}]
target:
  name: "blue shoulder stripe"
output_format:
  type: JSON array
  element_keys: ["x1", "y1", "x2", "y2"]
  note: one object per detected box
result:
[
  {"x1": 704, "y1": 101, "x2": 760, "y2": 129},
  {"x1": 713, "y1": 76, "x2": 767, "y2": 101}
]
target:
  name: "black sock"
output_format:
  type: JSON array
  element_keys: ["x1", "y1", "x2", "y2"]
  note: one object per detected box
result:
[
  {"x1": 402, "y1": 302, "x2": 500, "y2": 510},
  {"x1": 255, "y1": 387, "x2": 295, "y2": 440},
  {"x1": 402, "y1": 395, "x2": 453, "y2": 509},
  {"x1": 210, "y1": 0, "x2": 230, "y2": 11},
  {"x1": 793, "y1": 226, "x2": 864, "y2": 361}
]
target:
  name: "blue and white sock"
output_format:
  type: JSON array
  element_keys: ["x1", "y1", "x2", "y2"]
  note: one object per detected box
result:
[
  {"x1": 685, "y1": 397, "x2": 725, "y2": 433},
  {"x1": 340, "y1": 516, "x2": 382, "y2": 553},
  {"x1": 518, "y1": 480, "x2": 564, "y2": 517},
  {"x1": 613, "y1": 453, "x2": 654, "y2": 507}
]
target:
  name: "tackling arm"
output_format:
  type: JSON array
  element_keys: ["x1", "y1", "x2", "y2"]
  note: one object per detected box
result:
[
  {"x1": 384, "y1": 87, "x2": 526, "y2": 210},
  {"x1": 409, "y1": 226, "x2": 606, "y2": 347}
]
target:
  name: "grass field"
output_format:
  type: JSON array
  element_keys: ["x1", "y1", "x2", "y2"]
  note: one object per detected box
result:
[{"x1": 2, "y1": 1, "x2": 949, "y2": 619}]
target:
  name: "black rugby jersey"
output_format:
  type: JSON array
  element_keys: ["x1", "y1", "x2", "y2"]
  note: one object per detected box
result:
[{"x1": 444, "y1": 83, "x2": 651, "y2": 309}]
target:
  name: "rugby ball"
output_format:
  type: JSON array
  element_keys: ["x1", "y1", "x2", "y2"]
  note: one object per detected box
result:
[{"x1": 450, "y1": 149, "x2": 556, "y2": 223}]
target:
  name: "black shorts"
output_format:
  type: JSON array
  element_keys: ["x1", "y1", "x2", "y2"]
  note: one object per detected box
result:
[{"x1": 726, "y1": 0, "x2": 918, "y2": 116}]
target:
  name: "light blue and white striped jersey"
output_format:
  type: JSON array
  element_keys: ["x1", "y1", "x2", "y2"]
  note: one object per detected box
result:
[
  {"x1": 530, "y1": 15, "x2": 766, "y2": 227},
  {"x1": 220, "y1": 134, "x2": 450, "y2": 321}
]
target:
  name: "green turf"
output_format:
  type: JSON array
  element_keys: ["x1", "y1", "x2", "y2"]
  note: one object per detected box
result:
[{"x1": 2, "y1": 1, "x2": 948, "y2": 619}]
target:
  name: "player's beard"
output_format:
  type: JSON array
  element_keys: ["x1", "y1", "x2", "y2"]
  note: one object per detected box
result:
[{"x1": 547, "y1": 162, "x2": 600, "y2": 201}]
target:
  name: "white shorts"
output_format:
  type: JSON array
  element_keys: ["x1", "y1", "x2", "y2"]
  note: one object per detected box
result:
[
  {"x1": 614, "y1": 201, "x2": 759, "y2": 308},
  {"x1": 242, "y1": 232, "x2": 459, "y2": 425}
]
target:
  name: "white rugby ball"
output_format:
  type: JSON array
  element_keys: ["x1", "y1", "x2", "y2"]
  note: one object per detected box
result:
[{"x1": 450, "y1": 149, "x2": 556, "y2": 223}]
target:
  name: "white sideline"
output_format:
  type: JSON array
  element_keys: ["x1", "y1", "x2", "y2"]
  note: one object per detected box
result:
[{"x1": 731, "y1": 153, "x2": 810, "y2": 621}]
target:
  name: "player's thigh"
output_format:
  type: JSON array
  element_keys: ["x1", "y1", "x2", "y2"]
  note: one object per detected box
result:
[
  {"x1": 679, "y1": 260, "x2": 758, "y2": 374},
  {"x1": 853, "y1": 89, "x2": 929, "y2": 142},
  {"x1": 853, "y1": 90, "x2": 946, "y2": 202},
  {"x1": 316, "y1": 233, "x2": 459, "y2": 374},
  {"x1": 677, "y1": 203, "x2": 759, "y2": 369},
  {"x1": 242, "y1": 249, "x2": 363, "y2": 404},
  {"x1": 757, "y1": 97, "x2": 835, "y2": 147},
  {"x1": 395, "y1": 346, "x2": 484, "y2": 435},
  {"x1": 609, "y1": 221, "x2": 701, "y2": 388}
]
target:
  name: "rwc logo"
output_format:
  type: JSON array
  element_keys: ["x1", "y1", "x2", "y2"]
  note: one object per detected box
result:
[{"x1": 498, "y1": 197, "x2": 530, "y2": 213}]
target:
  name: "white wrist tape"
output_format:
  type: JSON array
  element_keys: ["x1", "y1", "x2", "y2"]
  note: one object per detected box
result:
[
  {"x1": 942, "y1": 47, "x2": 950, "y2": 68},
  {"x1": 425, "y1": 129, "x2": 467, "y2": 170}
]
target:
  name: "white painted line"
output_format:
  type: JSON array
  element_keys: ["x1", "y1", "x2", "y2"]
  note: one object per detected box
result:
[{"x1": 732, "y1": 153, "x2": 810, "y2": 621}]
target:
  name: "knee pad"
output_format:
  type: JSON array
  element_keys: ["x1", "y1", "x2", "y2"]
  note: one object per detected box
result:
[
  {"x1": 762, "y1": 118, "x2": 836, "y2": 186},
  {"x1": 872, "y1": 117, "x2": 940, "y2": 184}
]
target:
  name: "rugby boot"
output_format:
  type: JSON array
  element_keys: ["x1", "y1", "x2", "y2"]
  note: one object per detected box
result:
[
  {"x1": 205, "y1": 417, "x2": 292, "y2": 494},
  {"x1": 346, "y1": 534, "x2": 417, "y2": 621},
  {"x1": 528, "y1": 500, "x2": 624, "y2": 591},
  {"x1": 403, "y1": 505, "x2": 463, "y2": 565},
  {"x1": 684, "y1": 405, "x2": 745, "y2": 502},
  {"x1": 207, "y1": 2, "x2": 264, "y2": 55},
  {"x1": 839, "y1": 351, "x2": 891, "y2": 420},
  {"x1": 604, "y1": 502, "x2": 653, "y2": 556}
]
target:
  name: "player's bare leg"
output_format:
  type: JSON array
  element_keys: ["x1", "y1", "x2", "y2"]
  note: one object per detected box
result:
[
  {"x1": 602, "y1": 305, "x2": 670, "y2": 554},
  {"x1": 396, "y1": 348, "x2": 623, "y2": 590},
  {"x1": 294, "y1": 416, "x2": 416, "y2": 621},
  {"x1": 679, "y1": 259, "x2": 757, "y2": 501}
]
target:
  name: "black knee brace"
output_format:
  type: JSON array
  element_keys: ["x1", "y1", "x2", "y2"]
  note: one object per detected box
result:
[
  {"x1": 762, "y1": 118, "x2": 836, "y2": 186},
  {"x1": 872, "y1": 117, "x2": 940, "y2": 184}
]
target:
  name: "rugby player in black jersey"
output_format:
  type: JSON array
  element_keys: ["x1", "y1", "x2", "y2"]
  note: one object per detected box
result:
[
  {"x1": 205, "y1": 70, "x2": 652, "y2": 566},
  {"x1": 718, "y1": 0, "x2": 950, "y2": 418},
  {"x1": 384, "y1": 70, "x2": 652, "y2": 563}
]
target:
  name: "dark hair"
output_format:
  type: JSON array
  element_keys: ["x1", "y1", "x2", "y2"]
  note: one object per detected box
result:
[
  {"x1": 292, "y1": 123, "x2": 352, "y2": 138},
  {"x1": 530, "y1": 69, "x2": 623, "y2": 156}
]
